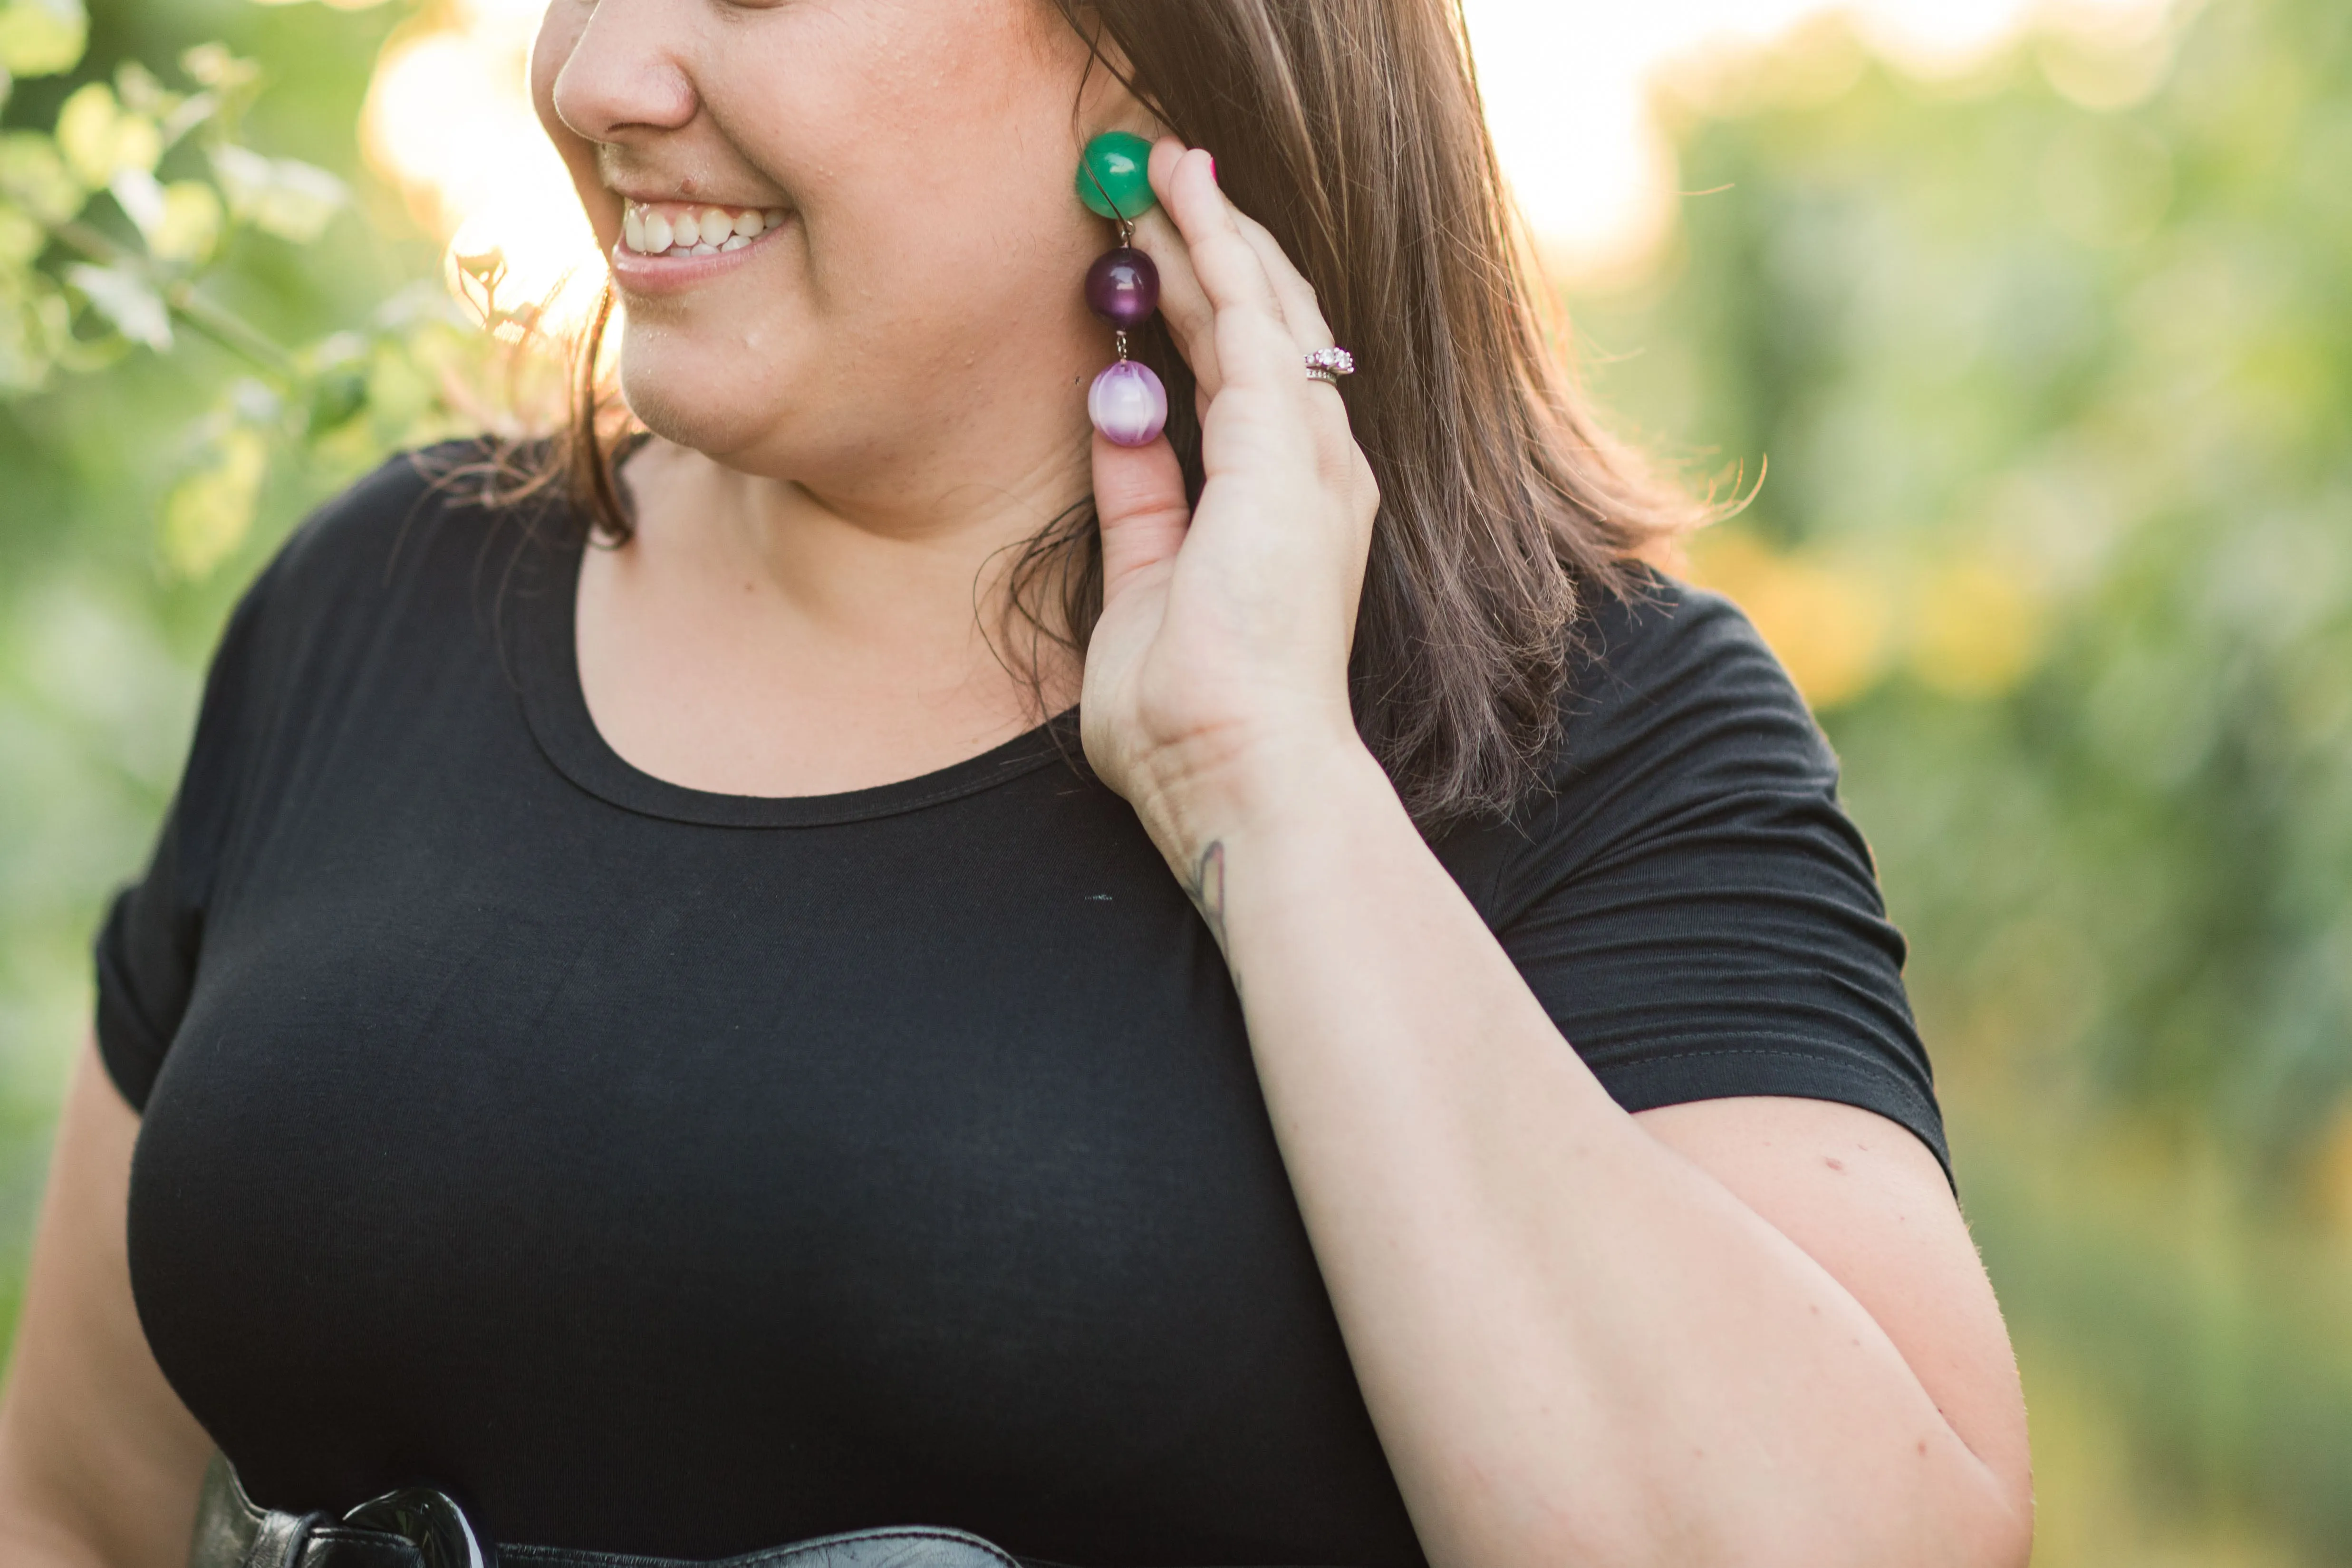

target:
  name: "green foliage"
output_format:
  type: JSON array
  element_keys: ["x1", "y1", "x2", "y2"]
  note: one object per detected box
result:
[
  {"x1": 1573, "y1": 0, "x2": 2352, "y2": 1556},
  {"x1": 0, "y1": 1, "x2": 495, "y2": 574},
  {"x1": 0, "y1": 0, "x2": 88, "y2": 79}
]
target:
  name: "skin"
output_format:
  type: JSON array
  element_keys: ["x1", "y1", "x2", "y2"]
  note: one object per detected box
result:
[{"x1": 0, "y1": 2, "x2": 2034, "y2": 1564}]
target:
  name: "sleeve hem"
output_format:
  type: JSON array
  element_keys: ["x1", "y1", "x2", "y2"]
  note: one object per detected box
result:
[
  {"x1": 1592, "y1": 1046, "x2": 1953, "y2": 1194},
  {"x1": 92, "y1": 1002, "x2": 164, "y2": 1114},
  {"x1": 92, "y1": 892, "x2": 169, "y2": 1113}
]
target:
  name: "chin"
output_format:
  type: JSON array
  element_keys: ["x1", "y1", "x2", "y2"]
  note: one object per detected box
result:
[{"x1": 617, "y1": 337, "x2": 795, "y2": 467}]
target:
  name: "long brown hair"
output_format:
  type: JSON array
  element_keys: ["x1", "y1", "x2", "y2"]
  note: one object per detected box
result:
[{"x1": 544, "y1": 0, "x2": 1697, "y2": 827}]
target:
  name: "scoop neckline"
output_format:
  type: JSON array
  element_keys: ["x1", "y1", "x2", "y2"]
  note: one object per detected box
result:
[{"x1": 514, "y1": 532, "x2": 1075, "y2": 829}]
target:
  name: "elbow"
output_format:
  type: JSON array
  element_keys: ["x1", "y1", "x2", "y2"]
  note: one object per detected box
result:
[
  {"x1": 1957, "y1": 1474, "x2": 2035, "y2": 1568},
  {"x1": 1775, "y1": 1469, "x2": 2035, "y2": 1568},
  {"x1": 1427, "y1": 1434, "x2": 2032, "y2": 1568},
  {"x1": 1622, "y1": 1466, "x2": 2034, "y2": 1568}
]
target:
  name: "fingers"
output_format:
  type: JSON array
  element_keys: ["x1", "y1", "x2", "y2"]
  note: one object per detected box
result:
[
  {"x1": 1229, "y1": 208, "x2": 1337, "y2": 355},
  {"x1": 1131, "y1": 148, "x2": 1323, "y2": 413},
  {"x1": 1128, "y1": 138, "x2": 1362, "y2": 491},
  {"x1": 1133, "y1": 142, "x2": 1218, "y2": 406},
  {"x1": 1133, "y1": 212, "x2": 1220, "y2": 405},
  {"x1": 1151, "y1": 146, "x2": 1317, "y2": 403}
]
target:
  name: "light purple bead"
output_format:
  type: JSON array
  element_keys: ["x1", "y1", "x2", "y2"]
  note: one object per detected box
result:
[{"x1": 1089, "y1": 359, "x2": 1168, "y2": 448}]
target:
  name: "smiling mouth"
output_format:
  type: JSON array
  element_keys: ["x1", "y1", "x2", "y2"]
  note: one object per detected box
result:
[{"x1": 620, "y1": 199, "x2": 790, "y2": 258}]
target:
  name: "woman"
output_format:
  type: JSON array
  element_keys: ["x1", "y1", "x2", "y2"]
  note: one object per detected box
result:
[{"x1": 0, "y1": 0, "x2": 2033, "y2": 1564}]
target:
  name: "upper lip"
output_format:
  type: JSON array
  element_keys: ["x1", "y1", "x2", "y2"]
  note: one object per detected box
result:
[{"x1": 605, "y1": 185, "x2": 788, "y2": 209}]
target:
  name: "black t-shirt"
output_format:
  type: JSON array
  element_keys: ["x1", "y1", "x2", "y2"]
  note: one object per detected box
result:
[{"x1": 95, "y1": 447, "x2": 1943, "y2": 1568}]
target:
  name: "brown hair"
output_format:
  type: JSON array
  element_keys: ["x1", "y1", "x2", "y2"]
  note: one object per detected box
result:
[{"x1": 544, "y1": 0, "x2": 1697, "y2": 827}]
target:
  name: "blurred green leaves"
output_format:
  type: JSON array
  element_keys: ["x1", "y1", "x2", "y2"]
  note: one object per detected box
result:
[
  {"x1": 0, "y1": 0, "x2": 87, "y2": 81},
  {"x1": 0, "y1": 8, "x2": 510, "y2": 575},
  {"x1": 0, "y1": 131, "x2": 76, "y2": 221},
  {"x1": 209, "y1": 142, "x2": 343, "y2": 243},
  {"x1": 160, "y1": 419, "x2": 264, "y2": 577},
  {"x1": 57, "y1": 79, "x2": 161, "y2": 185},
  {"x1": 1572, "y1": 0, "x2": 2352, "y2": 1556},
  {"x1": 64, "y1": 258, "x2": 165, "y2": 346}
]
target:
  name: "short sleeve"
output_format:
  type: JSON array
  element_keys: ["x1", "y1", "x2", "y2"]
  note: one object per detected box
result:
[
  {"x1": 92, "y1": 565, "x2": 284, "y2": 1111},
  {"x1": 1470, "y1": 579, "x2": 1948, "y2": 1183}
]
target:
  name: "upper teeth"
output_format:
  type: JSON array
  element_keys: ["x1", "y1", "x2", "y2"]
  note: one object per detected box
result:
[{"x1": 621, "y1": 202, "x2": 788, "y2": 257}]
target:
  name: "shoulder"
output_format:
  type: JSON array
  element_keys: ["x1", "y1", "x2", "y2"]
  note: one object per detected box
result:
[
  {"x1": 186, "y1": 439, "x2": 564, "y2": 759},
  {"x1": 1436, "y1": 566, "x2": 1855, "y2": 921},
  {"x1": 1557, "y1": 567, "x2": 1833, "y2": 798},
  {"x1": 254, "y1": 440, "x2": 539, "y2": 621}
]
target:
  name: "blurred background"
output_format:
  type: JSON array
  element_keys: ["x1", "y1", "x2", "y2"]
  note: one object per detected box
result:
[{"x1": 1, "y1": 0, "x2": 2346, "y2": 1559}]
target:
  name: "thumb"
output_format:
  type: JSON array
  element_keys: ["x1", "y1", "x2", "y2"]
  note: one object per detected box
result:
[{"x1": 1091, "y1": 431, "x2": 1192, "y2": 601}]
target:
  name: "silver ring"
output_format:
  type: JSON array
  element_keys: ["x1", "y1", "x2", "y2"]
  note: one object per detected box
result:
[{"x1": 1304, "y1": 346, "x2": 1354, "y2": 383}]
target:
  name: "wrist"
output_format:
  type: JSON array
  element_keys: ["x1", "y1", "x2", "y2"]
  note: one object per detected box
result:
[{"x1": 1124, "y1": 722, "x2": 1394, "y2": 886}]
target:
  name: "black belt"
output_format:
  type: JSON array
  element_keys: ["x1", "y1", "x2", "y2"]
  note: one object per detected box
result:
[{"x1": 191, "y1": 1455, "x2": 1042, "y2": 1568}]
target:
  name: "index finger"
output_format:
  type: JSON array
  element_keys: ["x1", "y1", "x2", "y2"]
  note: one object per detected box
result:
[{"x1": 1148, "y1": 144, "x2": 1315, "y2": 398}]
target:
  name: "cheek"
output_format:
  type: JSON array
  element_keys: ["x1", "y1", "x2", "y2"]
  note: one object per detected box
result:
[{"x1": 714, "y1": 14, "x2": 1093, "y2": 317}]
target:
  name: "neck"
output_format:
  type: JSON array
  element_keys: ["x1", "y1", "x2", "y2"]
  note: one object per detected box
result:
[{"x1": 618, "y1": 430, "x2": 1092, "y2": 709}]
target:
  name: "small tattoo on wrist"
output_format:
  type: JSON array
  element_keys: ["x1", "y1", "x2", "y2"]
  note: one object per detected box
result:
[{"x1": 1186, "y1": 840, "x2": 1227, "y2": 944}]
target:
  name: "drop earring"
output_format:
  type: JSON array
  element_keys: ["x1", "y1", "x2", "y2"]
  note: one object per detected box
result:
[{"x1": 1077, "y1": 132, "x2": 1168, "y2": 448}]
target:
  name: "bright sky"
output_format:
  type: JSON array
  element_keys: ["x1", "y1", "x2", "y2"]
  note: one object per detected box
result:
[{"x1": 360, "y1": 0, "x2": 2174, "y2": 325}]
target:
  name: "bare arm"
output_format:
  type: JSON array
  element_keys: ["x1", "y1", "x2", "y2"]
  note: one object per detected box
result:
[
  {"x1": 1176, "y1": 759, "x2": 2031, "y2": 1568},
  {"x1": 0, "y1": 1036, "x2": 213, "y2": 1568}
]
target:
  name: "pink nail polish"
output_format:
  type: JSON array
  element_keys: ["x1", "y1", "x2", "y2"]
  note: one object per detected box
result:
[{"x1": 1207, "y1": 153, "x2": 1218, "y2": 183}]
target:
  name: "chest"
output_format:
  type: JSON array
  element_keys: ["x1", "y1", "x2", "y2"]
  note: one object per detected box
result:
[{"x1": 127, "y1": 730, "x2": 1421, "y2": 1563}]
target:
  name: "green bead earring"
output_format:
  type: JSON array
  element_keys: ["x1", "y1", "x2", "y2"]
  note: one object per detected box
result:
[{"x1": 1076, "y1": 131, "x2": 1157, "y2": 222}]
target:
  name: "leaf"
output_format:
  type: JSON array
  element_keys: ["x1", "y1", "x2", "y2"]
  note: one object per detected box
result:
[
  {"x1": 0, "y1": 274, "x2": 65, "y2": 390},
  {"x1": 0, "y1": 199, "x2": 40, "y2": 265},
  {"x1": 64, "y1": 260, "x2": 171, "y2": 349},
  {"x1": 149, "y1": 181, "x2": 221, "y2": 264},
  {"x1": 211, "y1": 144, "x2": 343, "y2": 243},
  {"x1": 179, "y1": 42, "x2": 258, "y2": 92},
  {"x1": 0, "y1": 0, "x2": 86, "y2": 78},
  {"x1": 108, "y1": 164, "x2": 164, "y2": 233},
  {"x1": 0, "y1": 131, "x2": 81, "y2": 224},
  {"x1": 112, "y1": 59, "x2": 176, "y2": 118},
  {"x1": 157, "y1": 88, "x2": 219, "y2": 148},
  {"x1": 161, "y1": 425, "x2": 268, "y2": 577},
  {"x1": 300, "y1": 332, "x2": 370, "y2": 435},
  {"x1": 56, "y1": 81, "x2": 160, "y2": 188},
  {"x1": 109, "y1": 166, "x2": 221, "y2": 264}
]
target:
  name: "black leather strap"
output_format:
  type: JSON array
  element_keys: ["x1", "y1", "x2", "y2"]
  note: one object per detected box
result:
[
  {"x1": 190, "y1": 1455, "x2": 1030, "y2": 1568},
  {"x1": 192, "y1": 1456, "x2": 432, "y2": 1568}
]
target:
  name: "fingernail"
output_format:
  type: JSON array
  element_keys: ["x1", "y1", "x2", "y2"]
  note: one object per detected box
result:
[{"x1": 1207, "y1": 153, "x2": 1218, "y2": 183}]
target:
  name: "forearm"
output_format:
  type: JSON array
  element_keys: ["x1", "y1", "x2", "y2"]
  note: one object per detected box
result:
[
  {"x1": 0, "y1": 1507, "x2": 112, "y2": 1568},
  {"x1": 1146, "y1": 743, "x2": 2022, "y2": 1568}
]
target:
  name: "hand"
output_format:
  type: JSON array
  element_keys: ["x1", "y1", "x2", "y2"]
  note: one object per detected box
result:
[{"x1": 1080, "y1": 141, "x2": 1384, "y2": 869}]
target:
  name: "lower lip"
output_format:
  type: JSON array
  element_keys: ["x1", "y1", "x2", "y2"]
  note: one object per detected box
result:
[{"x1": 609, "y1": 216, "x2": 790, "y2": 297}]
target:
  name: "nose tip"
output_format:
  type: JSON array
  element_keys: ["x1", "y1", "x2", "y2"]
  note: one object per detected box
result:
[{"x1": 548, "y1": 0, "x2": 699, "y2": 145}]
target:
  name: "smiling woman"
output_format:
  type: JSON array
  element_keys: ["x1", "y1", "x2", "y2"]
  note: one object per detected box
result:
[{"x1": 0, "y1": 3, "x2": 2030, "y2": 1568}]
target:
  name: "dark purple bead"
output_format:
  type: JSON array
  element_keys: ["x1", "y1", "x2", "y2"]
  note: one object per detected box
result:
[{"x1": 1084, "y1": 246, "x2": 1160, "y2": 328}]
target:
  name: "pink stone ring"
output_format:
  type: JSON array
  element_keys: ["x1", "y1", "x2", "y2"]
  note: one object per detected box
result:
[{"x1": 1304, "y1": 346, "x2": 1356, "y2": 385}]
